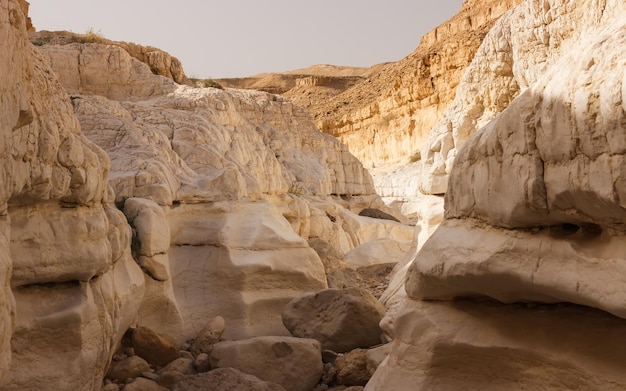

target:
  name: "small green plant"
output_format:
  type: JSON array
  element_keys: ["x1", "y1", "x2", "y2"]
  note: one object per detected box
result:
[
  {"x1": 288, "y1": 182, "x2": 305, "y2": 196},
  {"x1": 409, "y1": 150, "x2": 421, "y2": 163}
]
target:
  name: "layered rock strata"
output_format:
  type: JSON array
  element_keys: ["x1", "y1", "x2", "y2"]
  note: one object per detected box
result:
[
  {"x1": 421, "y1": 0, "x2": 626, "y2": 194},
  {"x1": 0, "y1": 1, "x2": 144, "y2": 389},
  {"x1": 317, "y1": 0, "x2": 522, "y2": 169},
  {"x1": 1, "y1": 2, "x2": 416, "y2": 389},
  {"x1": 33, "y1": 38, "x2": 413, "y2": 345},
  {"x1": 370, "y1": 0, "x2": 626, "y2": 389}
]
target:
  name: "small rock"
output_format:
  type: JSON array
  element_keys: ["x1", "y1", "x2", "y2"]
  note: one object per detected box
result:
[
  {"x1": 158, "y1": 370, "x2": 186, "y2": 389},
  {"x1": 157, "y1": 357, "x2": 194, "y2": 376},
  {"x1": 173, "y1": 368, "x2": 285, "y2": 391},
  {"x1": 122, "y1": 377, "x2": 168, "y2": 391},
  {"x1": 366, "y1": 343, "x2": 392, "y2": 376},
  {"x1": 193, "y1": 353, "x2": 211, "y2": 373},
  {"x1": 335, "y1": 349, "x2": 370, "y2": 386},
  {"x1": 189, "y1": 316, "x2": 225, "y2": 356},
  {"x1": 180, "y1": 350, "x2": 193, "y2": 360},
  {"x1": 141, "y1": 371, "x2": 160, "y2": 382},
  {"x1": 101, "y1": 383, "x2": 120, "y2": 391},
  {"x1": 107, "y1": 356, "x2": 150, "y2": 382},
  {"x1": 131, "y1": 327, "x2": 181, "y2": 368}
]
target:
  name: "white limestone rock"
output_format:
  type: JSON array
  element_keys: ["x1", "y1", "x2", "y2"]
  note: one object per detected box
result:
[
  {"x1": 367, "y1": 299, "x2": 626, "y2": 391},
  {"x1": 209, "y1": 336, "x2": 323, "y2": 391},
  {"x1": 371, "y1": 1, "x2": 626, "y2": 389},
  {"x1": 420, "y1": 0, "x2": 626, "y2": 194},
  {"x1": 166, "y1": 201, "x2": 327, "y2": 341},
  {"x1": 0, "y1": 1, "x2": 146, "y2": 388}
]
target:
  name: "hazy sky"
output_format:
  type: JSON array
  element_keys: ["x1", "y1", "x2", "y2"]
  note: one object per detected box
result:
[{"x1": 28, "y1": 1, "x2": 464, "y2": 78}]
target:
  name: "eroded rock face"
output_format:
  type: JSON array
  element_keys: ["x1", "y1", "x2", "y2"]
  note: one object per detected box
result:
[
  {"x1": 316, "y1": 0, "x2": 522, "y2": 169},
  {"x1": 409, "y1": 5, "x2": 626, "y2": 311},
  {"x1": 420, "y1": 0, "x2": 625, "y2": 194},
  {"x1": 0, "y1": 0, "x2": 145, "y2": 389},
  {"x1": 370, "y1": 0, "x2": 626, "y2": 389},
  {"x1": 210, "y1": 336, "x2": 323, "y2": 391},
  {"x1": 29, "y1": 22, "x2": 414, "y2": 347}
]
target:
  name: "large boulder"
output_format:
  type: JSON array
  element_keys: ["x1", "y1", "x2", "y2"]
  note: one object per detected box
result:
[
  {"x1": 368, "y1": 299, "x2": 626, "y2": 390},
  {"x1": 282, "y1": 288, "x2": 386, "y2": 353},
  {"x1": 209, "y1": 336, "x2": 323, "y2": 391},
  {"x1": 131, "y1": 327, "x2": 181, "y2": 368},
  {"x1": 174, "y1": 368, "x2": 286, "y2": 391}
]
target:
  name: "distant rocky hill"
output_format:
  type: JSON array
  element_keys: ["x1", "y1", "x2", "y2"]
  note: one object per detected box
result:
[{"x1": 220, "y1": 0, "x2": 522, "y2": 169}]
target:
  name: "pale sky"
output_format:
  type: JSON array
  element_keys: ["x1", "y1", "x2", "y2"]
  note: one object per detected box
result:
[{"x1": 28, "y1": 1, "x2": 465, "y2": 79}]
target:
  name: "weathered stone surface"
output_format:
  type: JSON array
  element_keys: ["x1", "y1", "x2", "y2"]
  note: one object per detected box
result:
[
  {"x1": 366, "y1": 344, "x2": 392, "y2": 376},
  {"x1": 158, "y1": 370, "x2": 187, "y2": 389},
  {"x1": 367, "y1": 300, "x2": 626, "y2": 390},
  {"x1": 107, "y1": 356, "x2": 150, "y2": 382},
  {"x1": 189, "y1": 316, "x2": 225, "y2": 357},
  {"x1": 209, "y1": 336, "x2": 322, "y2": 391},
  {"x1": 131, "y1": 327, "x2": 181, "y2": 368},
  {"x1": 335, "y1": 349, "x2": 371, "y2": 386},
  {"x1": 30, "y1": 30, "x2": 191, "y2": 85},
  {"x1": 420, "y1": 0, "x2": 625, "y2": 194},
  {"x1": 282, "y1": 288, "x2": 386, "y2": 353},
  {"x1": 41, "y1": 43, "x2": 178, "y2": 101},
  {"x1": 173, "y1": 368, "x2": 286, "y2": 391},
  {"x1": 0, "y1": 2, "x2": 145, "y2": 389},
  {"x1": 371, "y1": 1, "x2": 626, "y2": 389},
  {"x1": 406, "y1": 6, "x2": 626, "y2": 317},
  {"x1": 158, "y1": 357, "x2": 194, "y2": 376},
  {"x1": 36, "y1": 38, "x2": 415, "y2": 346},
  {"x1": 122, "y1": 377, "x2": 168, "y2": 391},
  {"x1": 166, "y1": 201, "x2": 327, "y2": 341}
]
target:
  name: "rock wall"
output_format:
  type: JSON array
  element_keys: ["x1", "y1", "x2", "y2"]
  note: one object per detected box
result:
[
  {"x1": 29, "y1": 30, "x2": 191, "y2": 85},
  {"x1": 0, "y1": 1, "x2": 144, "y2": 389},
  {"x1": 35, "y1": 40, "x2": 412, "y2": 344},
  {"x1": 420, "y1": 0, "x2": 624, "y2": 194},
  {"x1": 369, "y1": 0, "x2": 626, "y2": 389},
  {"x1": 1, "y1": 2, "x2": 415, "y2": 389}
]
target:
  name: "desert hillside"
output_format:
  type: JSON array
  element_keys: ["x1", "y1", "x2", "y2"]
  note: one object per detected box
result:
[{"x1": 220, "y1": 0, "x2": 522, "y2": 169}]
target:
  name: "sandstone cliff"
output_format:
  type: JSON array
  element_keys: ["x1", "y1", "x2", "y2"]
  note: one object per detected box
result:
[
  {"x1": 369, "y1": 0, "x2": 626, "y2": 389},
  {"x1": 313, "y1": 0, "x2": 521, "y2": 168},
  {"x1": 1, "y1": 1, "x2": 144, "y2": 389},
  {"x1": 29, "y1": 30, "x2": 191, "y2": 85},
  {"x1": 0, "y1": 3, "x2": 415, "y2": 389}
]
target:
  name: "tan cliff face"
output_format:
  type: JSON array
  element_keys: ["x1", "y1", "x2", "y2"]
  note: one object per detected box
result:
[
  {"x1": 0, "y1": 1, "x2": 144, "y2": 389},
  {"x1": 29, "y1": 30, "x2": 191, "y2": 85},
  {"x1": 0, "y1": 2, "x2": 415, "y2": 389},
  {"x1": 315, "y1": 0, "x2": 522, "y2": 168},
  {"x1": 370, "y1": 0, "x2": 626, "y2": 389}
]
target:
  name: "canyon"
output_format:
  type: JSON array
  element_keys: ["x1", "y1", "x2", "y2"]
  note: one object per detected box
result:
[{"x1": 1, "y1": 0, "x2": 625, "y2": 390}]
